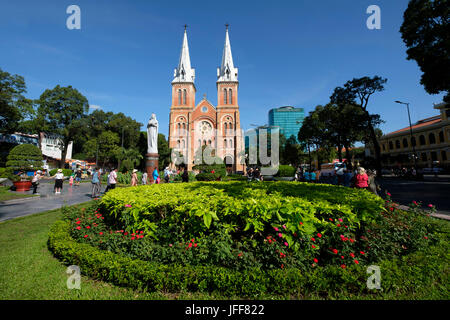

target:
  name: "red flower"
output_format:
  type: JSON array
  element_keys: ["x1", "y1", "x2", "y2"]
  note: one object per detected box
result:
[
  {"x1": 338, "y1": 218, "x2": 343, "y2": 222},
  {"x1": 349, "y1": 238, "x2": 355, "y2": 243},
  {"x1": 313, "y1": 258, "x2": 318, "y2": 263},
  {"x1": 354, "y1": 260, "x2": 359, "y2": 264},
  {"x1": 191, "y1": 238, "x2": 195, "y2": 242},
  {"x1": 76, "y1": 226, "x2": 81, "y2": 230},
  {"x1": 340, "y1": 255, "x2": 344, "y2": 259},
  {"x1": 360, "y1": 251, "x2": 365, "y2": 255},
  {"x1": 311, "y1": 237, "x2": 315, "y2": 241},
  {"x1": 299, "y1": 222, "x2": 303, "y2": 225},
  {"x1": 282, "y1": 225, "x2": 287, "y2": 230},
  {"x1": 337, "y1": 224, "x2": 341, "y2": 227},
  {"x1": 131, "y1": 237, "x2": 135, "y2": 240},
  {"x1": 99, "y1": 232, "x2": 103, "y2": 235},
  {"x1": 194, "y1": 243, "x2": 198, "y2": 247},
  {"x1": 341, "y1": 264, "x2": 346, "y2": 269},
  {"x1": 332, "y1": 249, "x2": 338, "y2": 254},
  {"x1": 387, "y1": 192, "x2": 391, "y2": 196},
  {"x1": 424, "y1": 236, "x2": 428, "y2": 239},
  {"x1": 312, "y1": 244, "x2": 316, "y2": 249},
  {"x1": 329, "y1": 218, "x2": 333, "y2": 221},
  {"x1": 86, "y1": 226, "x2": 90, "y2": 229},
  {"x1": 428, "y1": 204, "x2": 433, "y2": 208},
  {"x1": 278, "y1": 233, "x2": 283, "y2": 238},
  {"x1": 84, "y1": 235, "x2": 88, "y2": 238},
  {"x1": 390, "y1": 207, "x2": 394, "y2": 212},
  {"x1": 188, "y1": 243, "x2": 192, "y2": 248},
  {"x1": 317, "y1": 233, "x2": 322, "y2": 238},
  {"x1": 274, "y1": 227, "x2": 279, "y2": 231},
  {"x1": 350, "y1": 253, "x2": 355, "y2": 258},
  {"x1": 238, "y1": 252, "x2": 242, "y2": 257},
  {"x1": 284, "y1": 242, "x2": 289, "y2": 247},
  {"x1": 124, "y1": 232, "x2": 128, "y2": 236},
  {"x1": 76, "y1": 220, "x2": 81, "y2": 225},
  {"x1": 281, "y1": 264, "x2": 284, "y2": 269}
]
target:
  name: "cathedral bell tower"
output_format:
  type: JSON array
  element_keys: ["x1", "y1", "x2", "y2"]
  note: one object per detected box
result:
[
  {"x1": 169, "y1": 26, "x2": 196, "y2": 167},
  {"x1": 216, "y1": 25, "x2": 244, "y2": 173}
]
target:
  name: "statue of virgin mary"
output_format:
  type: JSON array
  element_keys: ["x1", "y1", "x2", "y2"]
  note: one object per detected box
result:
[{"x1": 147, "y1": 113, "x2": 158, "y2": 154}]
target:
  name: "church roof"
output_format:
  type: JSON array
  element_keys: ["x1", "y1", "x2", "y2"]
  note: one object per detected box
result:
[
  {"x1": 172, "y1": 27, "x2": 195, "y2": 84},
  {"x1": 217, "y1": 26, "x2": 238, "y2": 83}
]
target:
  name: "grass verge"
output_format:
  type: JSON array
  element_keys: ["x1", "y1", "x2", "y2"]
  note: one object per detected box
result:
[{"x1": 0, "y1": 186, "x2": 38, "y2": 202}]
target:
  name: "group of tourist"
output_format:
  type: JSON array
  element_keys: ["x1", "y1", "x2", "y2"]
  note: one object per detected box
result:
[
  {"x1": 294, "y1": 163, "x2": 380, "y2": 195},
  {"x1": 246, "y1": 167, "x2": 262, "y2": 182}
]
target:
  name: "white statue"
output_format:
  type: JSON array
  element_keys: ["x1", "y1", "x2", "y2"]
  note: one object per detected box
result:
[{"x1": 147, "y1": 113, "x2": 158, "y2": 154}]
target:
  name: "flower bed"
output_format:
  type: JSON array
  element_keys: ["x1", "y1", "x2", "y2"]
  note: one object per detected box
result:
[{"x1": 47, "y1": 182, "x2": 449, "y2": 297}]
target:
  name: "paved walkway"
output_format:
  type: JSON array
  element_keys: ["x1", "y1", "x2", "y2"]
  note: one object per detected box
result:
[{"x1": 0, "y1": 181, "x2": 101, "y2": 222}]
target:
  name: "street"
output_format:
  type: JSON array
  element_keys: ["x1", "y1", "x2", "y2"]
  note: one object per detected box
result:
[{"x1": 378, "y1": 176, "x2": 450, "y2": 215}]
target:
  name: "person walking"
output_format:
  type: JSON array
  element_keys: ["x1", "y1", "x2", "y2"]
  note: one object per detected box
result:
[
  {"x1": 164, "y1": 167, "x2": 171, "y2": 183},
  {"x1": 69, "y1": 174, "x2": 74, "y2": 187},
  {"x1": 309, "y1": 170, "x2": 316, "y2": 183},
  {"x1": 131, "y1": 169, "x2": 138, "y2": 186},
  {"x1": 354, "y1": 167, "x2": 369, "y2": 190},
  {"x1": 53, "y1": 169, "x2": 64, "y2": 194},
  {"x1": 74, "y1": 168, "x2": 82, "y2": 186},
  {"x1": 152, "y1": 167, "x2": 160, "y2": 184},
  {"x1": 142, "y1": 171, "x2": 148, "y2": 185},
  {"x1": 304, "y1": 170, "x2": 310, "y2": 183},
  {"x1": 367, "y1": 169, "x2": 379, "y2": 195},
  {"x1": 91, "y1": 168, "x2": 101, "y2": 198},
  {"x1": 182, "y1": 167, "x2": 189, "y2": 183},
  {"x1": 108, "y1": 168, "x2": 118, "y2": 191},
  {"x1": 31, "y1": 170, "x2": 42, "y2": 194}
]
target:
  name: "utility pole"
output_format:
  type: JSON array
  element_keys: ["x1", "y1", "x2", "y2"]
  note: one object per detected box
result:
[{"x1": 395, "y1": 101, "x2": 417, "y2": 169}]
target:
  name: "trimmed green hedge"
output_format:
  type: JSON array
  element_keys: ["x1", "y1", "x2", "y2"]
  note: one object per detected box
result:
[
  {"x1": 47, "y1": 219, "x2": 449, "y2": 298},
  {"x1": 275, "y1": 165, "x2": 295, "y2": 177}
]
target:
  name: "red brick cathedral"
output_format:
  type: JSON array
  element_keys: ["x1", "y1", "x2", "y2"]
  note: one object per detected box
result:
[{"x1": 168, "y1": 26, "x2": 245, "y2": 173}]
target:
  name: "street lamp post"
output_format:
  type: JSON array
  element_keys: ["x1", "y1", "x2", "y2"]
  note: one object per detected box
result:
[{"x1": 395, "y1": 101, "x2": 417, "y2": 169}]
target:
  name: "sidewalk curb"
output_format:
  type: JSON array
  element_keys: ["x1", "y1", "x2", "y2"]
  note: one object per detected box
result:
[
  {"x1": 1, "y1": 196, "x2": 39, "y2": 205},
  {"x1": 397, "y1": 204, "x2": 450, "y2": 221}
]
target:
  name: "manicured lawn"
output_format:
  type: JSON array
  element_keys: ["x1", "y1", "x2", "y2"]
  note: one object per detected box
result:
[
  {"x1": 0, "y1": 186, "x2": 38, "y2": 202},
  {"x1": 0, "y1": 203, "x2": 231, "y2": 300}
]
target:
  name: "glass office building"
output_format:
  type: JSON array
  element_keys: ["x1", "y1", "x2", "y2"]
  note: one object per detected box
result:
[{"x1": 268, "y1": 106, "x2": 305, "y2": 142}]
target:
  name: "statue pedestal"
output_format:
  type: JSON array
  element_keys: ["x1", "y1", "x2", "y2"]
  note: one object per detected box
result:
[{"x1": 146, "y1": 153, "x2": 159, "y2": 183}]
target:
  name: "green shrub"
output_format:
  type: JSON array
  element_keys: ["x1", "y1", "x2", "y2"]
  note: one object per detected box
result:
[
  {"x1": 6, "y1": 144, "x2": 43, "y2": 171},
  {"x1": 275, "y1": 165, "x2": 295, "y2": 177},
  {"x1": 195, "y1": 172, "x2": 221, "y2": 181},
  {"x1": 48, "y1": 213, "x2": 450, "y2": 298}
]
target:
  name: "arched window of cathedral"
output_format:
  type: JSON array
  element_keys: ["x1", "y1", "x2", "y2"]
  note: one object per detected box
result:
[
  {"x1": 224, "y1": 122, "x2": 228, "y2": 134},
  {"x1": 229, "y1": 122, "x2": 233, "y2": 131},
  {"x1": 224, "y1": 88, "x2": 228, "y2": 104},
  {"x1": 177, "y1": 140, "x2": 180, "y2": 149},
  {"x1": 177, "y1": 123, "x2": 181, "y2": 135},
  {"x1": 208, "y1": 140, "x2": 211, "y2": 145},
  {"x1": 439, "y1": 131, "x2": 444, "y2": 143},
  {"x1": 229, "y1": 139, "x2": 233, "y2": 148},
  {"x1": 181, "y1": 139, "x2": 185, "y2": 148},
  {"x1": 224, "y1": 139, "x2": 227, "y2": 148},
  {"x1": 182, "y1": 123, "x2": 186, "y2": 135},
  {"x1": 183, "y1": 89, "x2": 187, "y2": 105},
  {"x1": 229, "y1": 88, "x2": 233, "y2": 104},
  {"x1": 178, "y1": 90, "x2": 182, "y2": 105},
  {"x1": 203, "y1": 140, "x2": 207, "y2": 145}
]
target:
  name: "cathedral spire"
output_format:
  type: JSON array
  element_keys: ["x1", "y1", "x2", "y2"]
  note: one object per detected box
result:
[
  {"x1": 173, "y1": 26, "x2": 195, "y2": 84},
  {"x1": 217, "y1": 24, "x2": 238, "y2": 82}
]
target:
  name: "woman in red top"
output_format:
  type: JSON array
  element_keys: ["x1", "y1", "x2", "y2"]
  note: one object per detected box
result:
[{"x1": 355, "y1": 167, "x2": 369, "y2": 189}]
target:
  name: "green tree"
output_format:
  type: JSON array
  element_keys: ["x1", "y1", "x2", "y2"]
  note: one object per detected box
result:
[
  {"x1": 83, "y1": 130, "x2": 120, "y2": 168},
  {"x1": 0, "y1": 68, "x2": 34, "y2": 134},
  {"x1": 36, "y1": 85, "x2": 89, "y2": 168},
  {"x1": 400, "y1": 0, "x2": 450, "y2": 102},
  {"x1": 330, "y1": 76, "x2": 387, "y2": 175}
]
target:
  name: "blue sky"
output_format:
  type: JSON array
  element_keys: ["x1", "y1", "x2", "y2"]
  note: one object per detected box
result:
[{"x1": 0, "y1": 0, "x2": 445, "y2": 137}]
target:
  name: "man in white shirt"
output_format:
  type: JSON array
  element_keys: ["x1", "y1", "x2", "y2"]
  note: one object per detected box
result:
[{"x1": 108, "y1": 168, "x2": 117, "y2": 190}]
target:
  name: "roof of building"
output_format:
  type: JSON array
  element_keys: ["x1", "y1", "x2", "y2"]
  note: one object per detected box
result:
[
  {"x1": 172, "y1": 28, "x2": 195, "y2": 84},
  {"x1": 217, "y1": 26, "x2": 238, "y2": 82},
  {"x1": 384, "y1": 115, "x2": 442, "y2": 136}
]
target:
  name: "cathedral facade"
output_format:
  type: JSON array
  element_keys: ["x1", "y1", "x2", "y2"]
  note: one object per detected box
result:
[{"x1": 168, "y1": 26, "x2": 245, "y2": 173}]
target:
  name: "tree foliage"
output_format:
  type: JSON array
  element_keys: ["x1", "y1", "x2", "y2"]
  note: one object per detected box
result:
[
  {"x1": 36, "y1": 85, "x2": 89, "y2": 167},
  {"x1": 400, "y1": 0, "x2": 450, "y2": 102},
  {"x1": 6, "y1": 144, "x2": 43, "y2": 171},
  {"x1": 0, "y1": 68, "x2": 34, "y2": 134}
]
